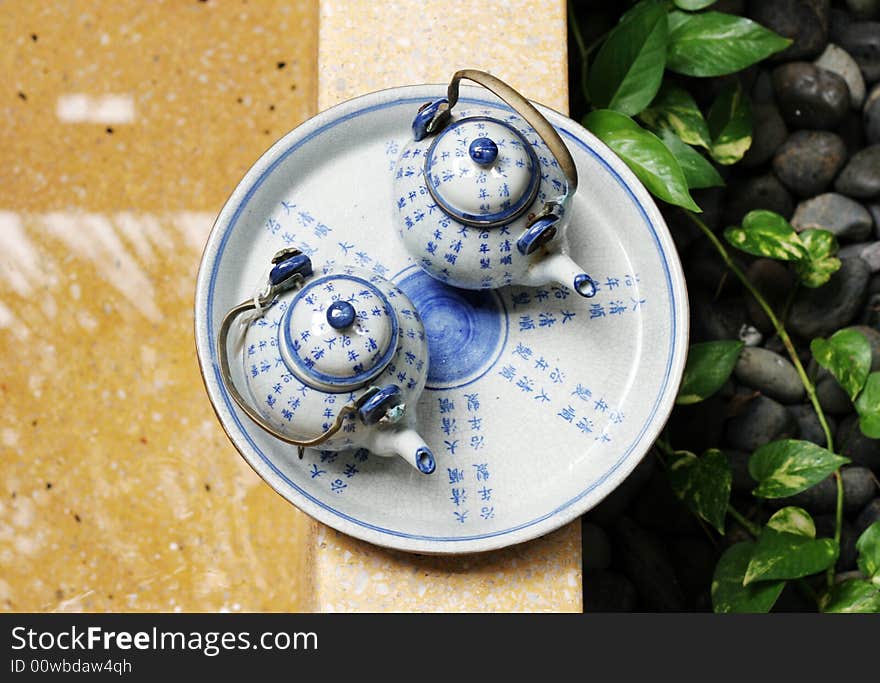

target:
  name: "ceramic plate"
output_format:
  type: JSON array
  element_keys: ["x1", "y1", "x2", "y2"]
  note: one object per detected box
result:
[{"x1": 194, "y1": 84, "x2": 689, "y2": 554}]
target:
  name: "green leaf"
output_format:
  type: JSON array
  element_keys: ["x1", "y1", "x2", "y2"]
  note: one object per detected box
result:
[
  {"x1": 587, "y1": 3, "x2": 668, "y2": 116},
  {"x1": 712, "y1": 543, "x2": 785, "y2": 613},
  {"x1": 810, "y1": 329, "x2": 872, "y2": 401},
  {"x1": 620, "y1": 0, "x2": 670, "y2": 24},
  {"x1": 856, "y1": 521, "x2": 880, "y2": 583},
  {"x1": 723, "y1": 210, "x2": 809, "y2": 262},
  {"x1": 749, "y1": 439, "x2": 850, "y2": 499},
  {"x1": 795, "y1": 229, "x2": 842, "y2": 288},
  {"x1": 583, "y1": 109, "x2": 700, "y2": 211},
  {"x1": 855, "y1": 373, "x2": 880, "y2": 439},
  {"x1": 674, "y1": 0, "x2": 717, "y2": 9},
  {"x1": 821, "y1": 579, "x2": 880, "y2": 613},
  {"x1": 657, "y1": 128, "x2": 725, "y2": 189},
  {"x1": 766, "y1": 507, "x2": 816, "y2": 538},
  {"x1": 666, "y1": 10, "x2": 792, "y2": 77},
  {"x1": 667, "y1": 448, "x2": 731, "y2": 533},
  {"x1": 707, "y1": 83, "x2": 752, "y2": 165},
  {"x1": 676, "y1": 340, "x2": 743, "y2": 405},
  {"x1": 640, "y1": 84, "x2": 712, "y2": 149},
  {"x1": 744, "y1": 528, "x2": 838, "y2": 585}
]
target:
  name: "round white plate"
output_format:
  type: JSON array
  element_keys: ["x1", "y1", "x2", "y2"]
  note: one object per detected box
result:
[{"x1": 194, "y1": 84, "x2": 689, "y2": 554}]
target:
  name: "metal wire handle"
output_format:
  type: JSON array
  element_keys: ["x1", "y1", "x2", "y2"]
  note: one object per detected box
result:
[
  {"x1": 217, "y1": 307, "x2": 359, "y2": 460},
  {"x1": 446, "y1": 69, "x2": 578, "y2": 195},
  {"x1": 215, "y1": 250, "x2": 359, "y2": 458}
]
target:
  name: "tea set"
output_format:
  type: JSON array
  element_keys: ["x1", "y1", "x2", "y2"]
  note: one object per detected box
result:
[
  {"x1": 196, "y1": 68, "x2": 687, "y2": 553},
  {"x1": 216, "y1": 71, "x2": 597, "y2": 475}
]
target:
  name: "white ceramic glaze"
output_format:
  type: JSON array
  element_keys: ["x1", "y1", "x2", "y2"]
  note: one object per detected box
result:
[
  {"x1": 236, "y1": 259, "x2": 433, "y2": 474},
  {"x1": 194, "y1": 83, "x2": 689, "y2": 554},
  {"x1": 394, "y1": 77, "x2": 596, "y2": 298}
]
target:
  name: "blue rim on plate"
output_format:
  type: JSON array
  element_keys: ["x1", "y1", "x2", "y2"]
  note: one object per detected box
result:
[{"x1": 194, "y1": 85, "x2": 689, "y2": 554}]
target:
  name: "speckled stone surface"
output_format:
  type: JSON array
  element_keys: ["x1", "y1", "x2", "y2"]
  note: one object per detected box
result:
[
  {"x1": 0, "y1": 0, "x2": 581, "y2": 613},
  {"x1": 1, "y1": 0, "x2": 319, "y2": 612},
  {"x1": 314, "y1": 0, "x2": 582, "y2": 612}
]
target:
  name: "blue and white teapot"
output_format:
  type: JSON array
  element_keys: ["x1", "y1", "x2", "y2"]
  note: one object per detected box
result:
[
  {"x1": 217, "y1": 248, "x2": 436, "y2": 475},
  {"x1": 393, "y1": 69, "x2": 596, "y2": 297}
]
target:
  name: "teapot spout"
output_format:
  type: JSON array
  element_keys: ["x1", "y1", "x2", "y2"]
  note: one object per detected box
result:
[
  {"x1": 526, "y1": 252, "x2": 597, "y2": 298},
  {"x1": 369, "y1": 427, "x2": 436, "y2": 475}
]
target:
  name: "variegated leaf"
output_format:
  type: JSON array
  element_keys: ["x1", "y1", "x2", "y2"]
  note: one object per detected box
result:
[
  {"x1": 749, "y1": 439, "x2": 849, "y2": 499},
  {"x1": 724, "y1": 210, "x2": 809, "y2": 262},
  {"x1": 712, "y1": 543, "x2": 785, "y2": 613}
]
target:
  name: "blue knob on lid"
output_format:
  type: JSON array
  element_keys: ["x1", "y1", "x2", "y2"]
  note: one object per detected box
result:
[
  {"x1": 468, "y1": 137, "x2": 498, "y2": 166},
  {"x1": 326, "y1": 300, "x2": 356, "y2": 329}
]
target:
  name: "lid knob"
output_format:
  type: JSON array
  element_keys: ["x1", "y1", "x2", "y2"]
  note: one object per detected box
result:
[
  {"x1": 326, "y1": 300, "x2": 356, "y2": 329},
  {"x1": 468, "y1": 137, "x2": 498, "y2": 166}
]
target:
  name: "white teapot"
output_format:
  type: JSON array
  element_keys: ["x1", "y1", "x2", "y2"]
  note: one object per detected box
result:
[
  {"x1": 217, "y1": 248, "x2": 436, "y2": 474},
  {"x1": 393, "y1": 69, "x2": 596, "y2": 297}
]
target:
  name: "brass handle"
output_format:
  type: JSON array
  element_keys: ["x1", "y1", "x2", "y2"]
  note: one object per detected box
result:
[
  {"x1": 446, "y1": 69, "x2": 578, "y2": 194},
  {"x1": 216, "y1": 298, "x2": 356, "y2": 458}
]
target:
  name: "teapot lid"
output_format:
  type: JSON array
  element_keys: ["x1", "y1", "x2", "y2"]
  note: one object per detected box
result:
[
  {"x1": 280, "y1": 273, "x2": 399, "y2": 392},
  {"x1": 424, "y1": 116, "x2": 540, "y2": 228}
]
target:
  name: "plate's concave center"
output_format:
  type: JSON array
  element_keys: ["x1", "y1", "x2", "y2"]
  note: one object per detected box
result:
[{"x1": 396, "y1": 269, "x2": 506, "y2": 390}]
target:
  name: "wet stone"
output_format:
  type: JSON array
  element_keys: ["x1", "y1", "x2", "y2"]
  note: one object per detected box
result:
[
  {"x1": 742, "y1": 102, "x2": 788, "y2": 167},
  {"x1": 771, "y1": 466, "x2": 876, "y2": 515},
  {"x1": 871, "y1": 204, "x2": 880, "y2": 238},
  {"x1": 837, "y1": 109, "x2": 868, "y2": 155},
  {"x1": 846, "y1": 0, "x2": 880, "y2": 20},
  {"x1": 788, "y1": 257, "x2": 871, "y2": 338},
  {"x1": 751, "y1": 69, "x2": 777, "y2": 105},
  {"x1": 788, "y1": 403, "x2": 831, "y2": 446},
  {"x1": 749, "y1": 0, "x2": 830, "y2": 61},
  {"x1": 611, "y1": 517, "x2": 686, "y2": 612},
  {"x1": 838, "y1": 413, "x2": 880, "y2": 471},
  {"x1": 669, "y1": 536, "x2": 718, "y2": 607},
  {"x1": 862, "y1": 291, "x2": 880, "y2": 326},
  {"x1": 582, "y1": 522, "x2": 612, "y2": 571},
  {"x1": 725, "y1": 449, "x2": 756, "y2": 493},
  {"x1": 583, "y1": 570, "x2": 638, "y2": 612},
  {"x1": 842, "y1": 466, "x2": 879, "y2": 513},
  {"x1": 632, "y1": 469, "x2": 704, "y2": 537},
  {"x1": 816, "y1": 371, "x2": 854, "y2": 414},
  {"x1": 773, "y1": 62, "x2": 851, "y2": 129},
  {"x1": 835, "y1": 21, "x2": 880, "y2": 83},
  {"x1": 865, "y1": 84, "x2": 880, "y2": 144},
  {"x1": 815, "y1": 514, "x2": 859, "y2": 571},
  {"x1": 723, "y1": 173, "x2": 795, "y2": 225},
  {"x1": 830, "y1": 8, "x2": 853, "y2": 44},
  {"x1": 584, "y1": 451, "x2": 655, "y2": 527},
  {"x1": 740, "y1": 324, "x2": 763, "y2": 347},
  {"x1": 855, "y1": 498, "x2": 880, "y2": 535},
  {"x1": 668, "y1": 395, "x2": 728, "y2": 455},
  {"x1": 835, "y1": 145, "x2": 880, "y2": 198},
  {"x1": 745, "y1": 259, "x2": 796, "y2": 335},
  {"x1": 791, "y1": 193, "x2": 873, "y2": 241},
  {"x1": 734, "y1": 347, "x2": 805, "y2": 403},
  {"x1": 838, "y1": 241, "x2": 880, "y2": 271},
  {"x1": 771, "y1": 471, "x2": 838, "y2": 513},
  {"x1": 815, "y1": 43, "x2": 867, "y2": 108},
  {"x1": 690, "y1": 296, "x2": 748, "y2": 342},
  {"x1": 725, "y1": 394, "x2": 796, "y2": 451},
  {"x1": 685, "y1": 240, "x2": 739, "y2": 296},
  {"x1": 773, "y1": 130, "x2": 848, "y2": 197}
]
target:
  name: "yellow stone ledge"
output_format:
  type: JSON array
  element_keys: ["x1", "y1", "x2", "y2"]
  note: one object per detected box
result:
[
  {"x1": 0, "y1": 0, "x2": 580, "y2": 613},
  {"x1": 315, "y1": 0, "x2": 582, "y2": 612}
]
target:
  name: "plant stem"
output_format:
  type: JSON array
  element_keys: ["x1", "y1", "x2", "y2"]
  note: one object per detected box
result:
[
  {"x1": 683, "y1": 211, "x2": 834, "y2": 451},
  {"x1": 832, "y1": 470, "x2": 844, "y2": 577},
  {"x1": 567, "y1": 2, "x2": 592, "y2": 106},
  {"x1": 726, "y1": 505, "x2": 760, "y2": 538},
  {"x1": 684, "y1": 209, "x2": 844, "y2": 589}
]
